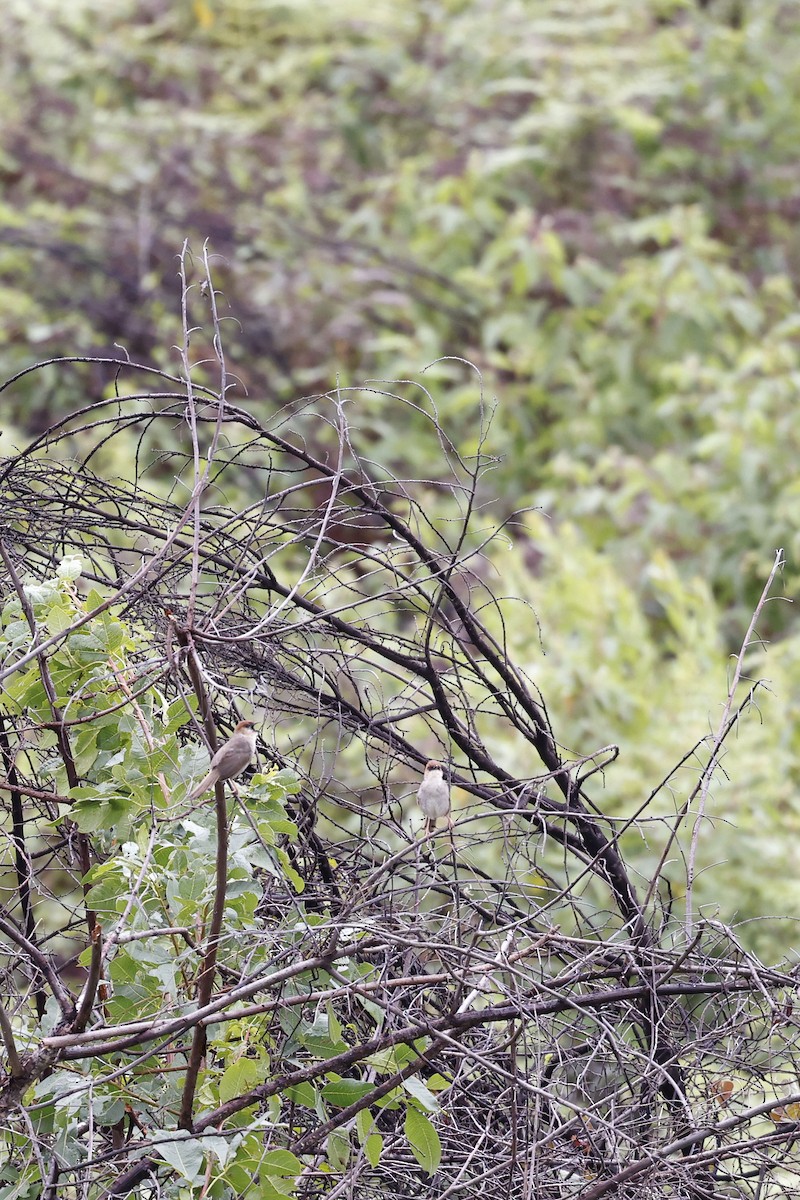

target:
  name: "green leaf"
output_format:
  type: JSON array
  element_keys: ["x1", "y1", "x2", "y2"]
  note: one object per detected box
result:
[
  {"x1": 260, "y1": 1150, "x2": 303, "y2": 1177},
  {"x1": 103, "y1": 620, "x2": 127, "y2": 651},
  {"x1": 283, "y1": 1081, "x2": 317, "y2": 1109},
  {"x1": 355, "y1": 1108, "x2": 382, "y2": 1166},
  {"x1": 364, "y1": 1133, "x2": 383, "y2": 1168},
  {"x1": 91, "y1": 1095, "x2": 126, "y2": 1124},
  {"x1": 44, "y1": 600, "x2": 73, "y2": 634},
  {"x1": 403, "y1": 1076, "x2": 439, "y2": 1113},
  {"x1": 367, "y1": 1047, "x2": 400, "y2": 1074},
  {"x1": 83, "y1": 862, "x2": 131, "y2": 912},
  {"x1": 424, "y1": 1073, "x2": 452, "y2": 1093},
  {"x1": 327, "y1": 1004, "x2": 342, "y2": 1043},
  {"x1": 326, "y1": 1127, "x2": 350, "y2": 1171},
  {"x1": 276, "y1": 847, "x2": 304, "y2": 892},
  {"x1": 355, "y1": 1109, "x2": 372, "y2": 1141},
  {"x1": 321, "y1": 1078, "x2": 373, "y2": 1108},
  {"x1": 56, "y1": 555, "x2": 82, "y2": 580},
  {"x1": 164, "y1": 697, "x2": 194, "y2": 734},
  {"x1": 153, "y1": 1132, "x2": 206, "y2": 1182},
  {"x1": 296, "y1": 1015, "x2": 347, "y2": 1059},
  {"x1": 197, "y1": 1133, "x2": 233, "y2": 1167},
  {"x1": 374, "y1": 1086, "x2": 402, "y2": 1110},
  {"x1": 224, "y1": 1131, "x2": 264, "y2": 1191},
  {"x1": 404, "y1": 1107, "x2": 441, "y2": 1176},
  {"x1": 218, "y1": 1056, "x2": 265, "y2": 1104},
  {"x1": 249, "y1": 769, "x2": 301, "y2": 801},
  {"x1": 70, "y1": 790, "x2": 132, "y2": 833},
  {"x1": 73, "y1": 726, "x2": 98, "y2": 775},
  {"x1": 251, "y1": 1179, "x2": 294, "y2": 1200}
]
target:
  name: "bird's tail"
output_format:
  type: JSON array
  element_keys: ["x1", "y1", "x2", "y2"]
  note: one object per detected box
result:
[{"x1": 187, "y1": 770, "x2": 217, "y2": 802}]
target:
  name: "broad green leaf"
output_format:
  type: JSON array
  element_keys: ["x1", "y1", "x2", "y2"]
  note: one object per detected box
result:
[
  {"x1": 218, "y1": 1056, "x2": 265, "y2": 1104},
  {"x1": 367, "y1": 1048, "x2": 399, "y2": 1074},
  {"x1": 276, "y1": 848, "x2": 304, "y2": 893},
  {"x1": 71, "y1": 792, "x2": 132, "y2": 833},
  {"x1": 355, "y1": 1109, "x2": 373, "y2": 1143},
  {"x1": 91, "y1": 1096, "x2": 126, "y2": 1125},
  {"x1": 250, "y1": 769, "x2": 301, "y2": 800},
  {"x1": 153, "y1": 1133, "x2": 206, "y2": 1182},
  {"x1": 327, "y1": 1005, "x2": 342, "y2": 1043},
  {"x1": 425, "y1": 1074, "x2": 452, "y2": 1093},
  {"x1": 164, "y1": 697, "x2": 194, "y2": 734},
  {"x1": 374, "y1": 1087, "x2": 402, "y2": 1111},
  {"x1": 283, "y1": 1082, "x2": 317, "y2": 1109},
  {"x1": 402, "y1": 1076, "x2": 439, "y2": 1113},
  {"x1": 404, "y1": 1107, "x2": 441, "y2": 1177},
  {"x1": 44, "y1": 600, "x2": 73, "y2": 634},
  {"x1": 297, "y1": 1015, "x2": 346, "y2": 1059},
  {"x1": 326, "y1": 1127, "x2": 350, "y2": 1171},
  {"x1": 260, "y1": 1150, "x2": 303, "y2": 1176},
  {"x1": 198, "y1": 1133, "x2": 233, "y2": 1166},
  {"x1": 250, "y1": 1179, "x2": 294, "y2": 1200},
  {"x1": 364, "y1": 1133, "x2": 383, "y2": 1168},
  {"x1": 83, "y1": 863, "x2": 132, "y2": 912},
  {"x1": 56, "y1": 556, "x2": 82, "y2": 580},
  {"x1": 321, "y1": 1078, "x2": 373, "y2": 1108},
  {"x1": 355, "y1": 1108, "x2": 382, "y2": 1166}
]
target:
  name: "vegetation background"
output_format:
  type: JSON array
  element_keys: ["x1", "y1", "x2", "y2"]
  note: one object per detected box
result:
[
  {"x1": 2, "y1": 0, "x2": 800, "y2": 983},
  {"x1": 6, "y1": 1, "x2": 800, "y2": 1195}
]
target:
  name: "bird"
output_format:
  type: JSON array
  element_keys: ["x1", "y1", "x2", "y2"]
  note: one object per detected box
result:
[
  {"x1": 417, "y1": 760, "x2": 451, "y2": 832},
  {"x1": 187, "y1": 720, "x2": 257, "y2": 801}
]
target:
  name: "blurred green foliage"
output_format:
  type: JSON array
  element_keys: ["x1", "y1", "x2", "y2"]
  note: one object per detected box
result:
[{"x1": 3, "y1": 0, "x2": 800, "y2": 614}]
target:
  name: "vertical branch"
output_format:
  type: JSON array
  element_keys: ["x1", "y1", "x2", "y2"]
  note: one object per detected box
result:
[
  {"x1": 0, "y1": 541, "x2": 95, "y2": 936},
  {"x1": 180, "y1": 240, "x2": 230, "y2": 629},
  {"x1": 175, "y1": 625, "x2": 227, "y2": 1131},
  {"x1": 73, "y1": 922, "x2": 103, "y2": 1034},
  {"x1": 0, "y1": 1001, "x2": 22, "y2": 1078},
  {"x1": 0, "y1": 711, "x2": 46, "y2": 1018},
  {"x1": 177, "y1": 240, "x2": 203, "y2": 630},
  {"x1": 684, "y1": 549, "x2": 785, "y2": 934}
]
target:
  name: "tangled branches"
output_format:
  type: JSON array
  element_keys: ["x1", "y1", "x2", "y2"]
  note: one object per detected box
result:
[{"x1": 0, "y1": 250, "x2": 797, "y2": 1198}]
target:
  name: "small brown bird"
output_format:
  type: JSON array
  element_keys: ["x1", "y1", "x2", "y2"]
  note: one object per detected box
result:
[
  {"x1": 187, "y1": 720, "x2": 257, "y2": 801},
  {"x1": 417, "y1": 760, "x2": 451, "y2": 832}
]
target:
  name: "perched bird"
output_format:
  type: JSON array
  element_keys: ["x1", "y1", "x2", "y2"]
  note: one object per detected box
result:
[
  {"x1": 417, "y1": 760, "x2": 451, "y2": 832},
  {"x1": 187, "y1": 720, "x2": 257, "y2": 801}
]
